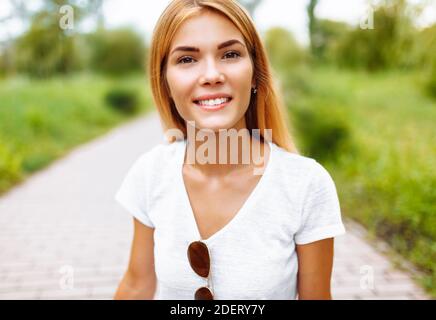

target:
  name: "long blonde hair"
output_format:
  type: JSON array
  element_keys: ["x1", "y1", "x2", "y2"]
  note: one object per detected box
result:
[{"x1": 148, "y1": 0, "x2": 299, "y2": 153}]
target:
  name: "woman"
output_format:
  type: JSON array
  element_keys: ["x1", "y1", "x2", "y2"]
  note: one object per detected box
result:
[{"x1": 114, "y1": 0, "x2": 346, "y2": 300}]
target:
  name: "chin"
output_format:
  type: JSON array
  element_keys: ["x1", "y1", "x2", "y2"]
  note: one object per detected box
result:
[
  {"x1": 184, "y1": 108, "x2": 247, "y2": 134},
  {"x1": 195, "y1": 121, "x2": 234, "y2": 133}
]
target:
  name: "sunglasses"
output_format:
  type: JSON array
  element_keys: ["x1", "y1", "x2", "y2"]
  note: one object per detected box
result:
[{"x1": 187, "y1": 241, "x2": 214, "y2": 300}]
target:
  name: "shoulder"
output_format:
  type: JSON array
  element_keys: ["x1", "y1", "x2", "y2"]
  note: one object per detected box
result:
[
  {"x1": 122, "y1": 140, "x2": 182, "y2": 186},
  {"x1": 270, "y1": 143, "x2": 336, "y2": 195},
  {"x1": 271, "y1": 143, "x2": 325, "y2": 178},
  {"x1": 133, "y1": 140, "x2": 183, "y2": 169}
]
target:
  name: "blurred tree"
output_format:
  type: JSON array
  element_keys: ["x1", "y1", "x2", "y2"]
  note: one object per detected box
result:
[
  {"x1": 334, "y1": 0, "x2": 418, "y2": 71},
  {"x1": 307, "y1": 0, "x2": 320, "y2": 58},
  {"x1": 426, "y1": 57, "x2": 436, "y2": 98},
  {"x1": 264, "y1": 27, "x2": 306, "y2": 72},
  {"x1": 413, "y1": 23, "x2": 436, "y2": 68},
  {"x1": 0, "y1": 38, "x2": 14, "y2": 76},
  {"x1": 0, "y1": 0, "x2": 31, "y2": 75},
  {"x1": 264, "y1": 27, "x2": 310, "y2": 99},
  {"x1": 87, "y1": 28, "x2": 146, "y2": 75},
  {"x1": 420, "y1": 24, "x2": 436, "y2": 98},
  {"x1": 313, "y1": 19, "x2": 351, "y2": 63},
  {"x1": 9, "y1": 0, "x2": 103, "y2": 77},
  {"x1": 14, "y1": 9, "x2": 77, "y2": 76}
]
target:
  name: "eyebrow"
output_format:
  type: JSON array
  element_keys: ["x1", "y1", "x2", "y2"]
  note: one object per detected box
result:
[{"x1": 170, "y1": 39, "x2": 245, "y2": 56}]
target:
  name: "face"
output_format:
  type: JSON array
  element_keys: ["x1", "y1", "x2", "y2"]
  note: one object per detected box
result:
[{"x1": 165, "y1": 10, "x2": 255, "y2": 132}]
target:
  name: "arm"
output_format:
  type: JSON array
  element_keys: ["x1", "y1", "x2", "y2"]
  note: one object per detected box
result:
[
  {"x1": 114, "y1": 217, "x2": 157, "y2": 300},
  {"x1": 295, "y1": 238, "x2": 334, "y2": 300}
]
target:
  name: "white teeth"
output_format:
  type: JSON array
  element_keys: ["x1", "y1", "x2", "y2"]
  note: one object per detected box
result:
[{"x1": 196, "y1": 97, "x2": 230, "y2": 106}]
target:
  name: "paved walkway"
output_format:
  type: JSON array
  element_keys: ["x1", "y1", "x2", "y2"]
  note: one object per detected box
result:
[{"x1": 0, "y1": 113, "x2": 430, "y2": 299}]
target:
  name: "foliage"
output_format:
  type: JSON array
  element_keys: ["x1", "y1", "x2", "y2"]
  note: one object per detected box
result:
[
  {"x1": 312, "y1": 19, "x2": 351, "y2": 63},
  {"x1": 264, "y1": 27, "x2": 307, "y2": 70},
  {"x1": 417, "y1": 24, "x2": 436, "y2": 98},
  {"x1": 0, "y1": 141, "x2": 22, "y2": 192},
  {"x1": 0, "y1": 74, "x2": 151, "y2": 194},
  {"x1": 284, "y1": 67, "x2": 436, "y2": 297},
  {"x1": 13, "y1": 10, "x2": 83, "y2": 77},
  {"x1": 87, "y1": 28, "x2": 146, "y2": 75},
  {"x1": 414, "y1": 24, "x2": 436, "y2": 67},
  {"x1": 9, "y1": 0, "x2": 101, "y2": 77},
  {"x1": 425, "y1": 58, "x2": 436, "y2": 98},
  {"x1": 307, "y1": 0, "x2": 319, "y2": 57},
  {"x1": 333, "y1": 0, "x2": 417, "y2": 71},
  {"x1": 292, "y1": 104, "x2": 352, "y2": 163},
  {"x1": 105, "y1": 87, "x2": 140, "y2": 115}
]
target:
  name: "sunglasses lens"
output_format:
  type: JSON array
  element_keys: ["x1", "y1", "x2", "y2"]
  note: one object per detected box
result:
[
  {"x1": 187, "y1": 241, "x2": 210, "y2": 278},
  {"x1": 195, "y1": 286, "x2": 214, "y2": 300}
]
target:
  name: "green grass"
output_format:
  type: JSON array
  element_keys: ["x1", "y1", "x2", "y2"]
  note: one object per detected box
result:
[
  {"x1": 0, "y1": 73, "x2": 153, "y2": 194},
  {"x1": 283, "y1": 66, "x2": 436, "y2": 297}
]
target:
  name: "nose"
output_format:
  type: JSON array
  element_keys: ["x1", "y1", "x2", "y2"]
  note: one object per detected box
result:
[{"x1": 199, "y1": 58, "x2": 225, "y2": 86}]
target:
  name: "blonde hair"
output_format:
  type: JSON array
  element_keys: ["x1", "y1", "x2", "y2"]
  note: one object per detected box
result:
[{"x1": 148, "y1": 0, "x2": 299, "y2": 153}]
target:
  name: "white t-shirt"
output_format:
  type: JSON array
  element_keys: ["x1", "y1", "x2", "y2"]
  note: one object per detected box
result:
[{"x1": 114, "y1": 138, "x2": 346, "y2": 300}]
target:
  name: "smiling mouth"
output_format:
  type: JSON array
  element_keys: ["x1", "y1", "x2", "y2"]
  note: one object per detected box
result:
[{"x1": 193, "y1": 97, "x2": 233, "y2": 111}]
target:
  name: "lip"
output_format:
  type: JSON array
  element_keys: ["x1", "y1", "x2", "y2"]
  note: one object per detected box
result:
[
  {"x1": 193, "y1": 93, "x2": 232, "y2": 101},
  {"x1": 194, "y1": 97, "x2": 232, "y2": 112}
]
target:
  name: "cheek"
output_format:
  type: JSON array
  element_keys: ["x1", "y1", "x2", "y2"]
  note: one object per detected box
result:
[
  {"x1": 166, "y1": 69, "x2": 180, "y2": 97},
  {"x1": 229, "y1": 62, "x2": 253, "y2": 89},
  {"x1": 166, "y1": 70, "x2": 193, "y2": 103},
  {"x1": 166, "y1": 70, "x2": 196, "y2": 120},
  {"x1": 227, "y1": 62, "x2": 253, "y2": 104}
]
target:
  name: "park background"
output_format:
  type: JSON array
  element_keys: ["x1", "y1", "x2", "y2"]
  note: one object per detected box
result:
[{"x1": 0, "y1": 0, "x2": 435, "y2": 299}]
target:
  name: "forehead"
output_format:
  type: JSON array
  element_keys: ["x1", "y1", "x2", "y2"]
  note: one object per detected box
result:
[{"x1": 170, "y1": 11, "x2": 245, "y2": 49}]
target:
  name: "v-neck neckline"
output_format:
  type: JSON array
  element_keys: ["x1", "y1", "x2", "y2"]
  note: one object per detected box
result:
[{"x1": 176, "y1": 137, "x2": 274, "y2": 246}]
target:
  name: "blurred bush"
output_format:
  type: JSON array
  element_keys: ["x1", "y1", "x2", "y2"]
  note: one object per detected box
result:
[
  {"x1": 0, "y1": 74, "x2": 151, "y2": 195},
  {"x1": 425, "y1": 59, "x2": 436, "y2": 98},
  {"x1": 0, "y1": 142, "x2": 22, "y2": 193},
  {"x1": 0, "y1": 50, "x2": 9, "y2": 77},
  {"x1": 105, "y1": 87, "x2": 139, "y2": 115},
  {"x1": 292, "y1": 103, "x2": 352, "y2": 162},
  {"x1": 286, "y1": 67, "x2": 436, "y2": 297},
  {"x1": 87, "y1": 28, "x2": 146, "y2": 75}
]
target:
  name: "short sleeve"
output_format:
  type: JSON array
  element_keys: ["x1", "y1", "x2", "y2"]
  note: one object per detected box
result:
[
  {"x1": 114, "y1": 154, "x2": 154, "y2": 228},
  {"x1": 294, "y1": 161, "x2": 346, "y2": 245}
]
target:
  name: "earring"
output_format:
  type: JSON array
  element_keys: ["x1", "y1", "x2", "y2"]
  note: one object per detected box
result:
[{"x1": 252, "y1": 87, "x2": 257, "y2": 94}]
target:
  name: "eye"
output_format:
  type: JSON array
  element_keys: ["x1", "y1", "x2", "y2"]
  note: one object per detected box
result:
[
  {"x1": 223, "y1": 51, "x2": 241, "y2": 60},
  {"x1": 176, "y1": 51, "x2": 241, "y2": 64},
  {"x1": 177, "y1": 56, "x2": 195, "y2": 64}
]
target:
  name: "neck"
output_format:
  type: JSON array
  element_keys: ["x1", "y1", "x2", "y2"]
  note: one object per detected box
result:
[{"x1": 184, "y1": 124, "x2": 269, "y2": 177}]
